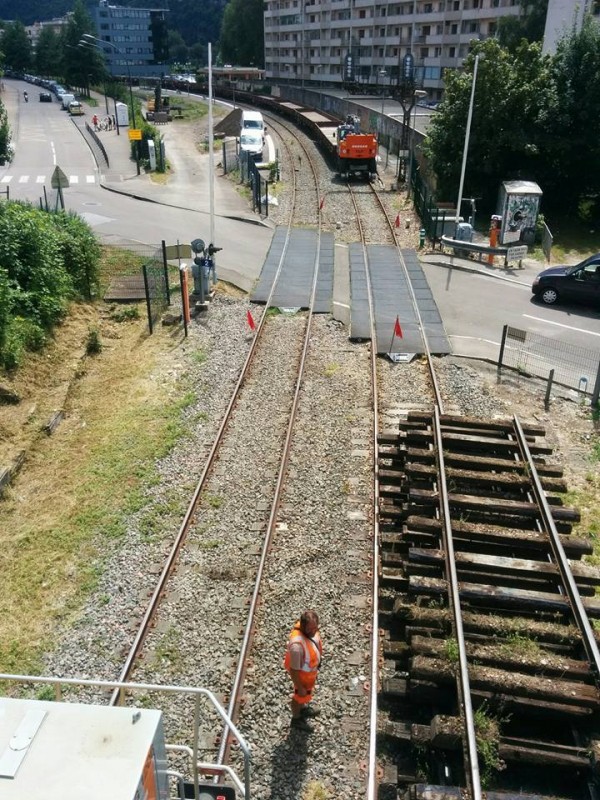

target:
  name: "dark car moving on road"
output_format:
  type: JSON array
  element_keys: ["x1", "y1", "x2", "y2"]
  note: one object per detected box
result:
[
  {"x1": 39, "y1": 92, "x2": 52, "y2": 102},
  {"x1": 532, "y1": 253, "x2": 600, "y2": 307}
]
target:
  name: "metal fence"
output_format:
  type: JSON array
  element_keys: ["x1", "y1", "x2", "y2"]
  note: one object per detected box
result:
[
  {"x1": 411, "y1": 164, "x2": 457, "y2": 242},
  {"x1": 221, "y1": 140, "x2": 271, "y2": 217},
  {"x1": 101, "y1": 238, "x2": 171, "y2": 333},
  {"x1": 498, "y1": 324, "x2": 600, "y2": 402}
]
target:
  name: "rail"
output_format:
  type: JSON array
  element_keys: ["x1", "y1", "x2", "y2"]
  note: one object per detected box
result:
[{"x1": 512, "y1": 415, "x2": 600, "y2": 679}]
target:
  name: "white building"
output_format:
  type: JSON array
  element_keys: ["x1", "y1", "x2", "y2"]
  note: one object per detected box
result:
[
  {"x1": 264, "y1": 0, "x2": 523, "y2": 101},
  {"x1": 542, "y1": 0, "x2": 600, "y2": 54}
]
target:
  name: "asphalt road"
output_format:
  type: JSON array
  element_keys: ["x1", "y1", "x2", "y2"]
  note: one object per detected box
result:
[{"x1": 422, "y1": 260, "x2": 600, "y2": 363}]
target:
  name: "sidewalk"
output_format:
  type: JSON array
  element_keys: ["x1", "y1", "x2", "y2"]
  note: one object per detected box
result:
[
  {"x1": 73, "y1": 107, "x2": 273, "y2": 227},
  {"x1": 420, "y1": 249, "x2": 541, "y2": 287}
]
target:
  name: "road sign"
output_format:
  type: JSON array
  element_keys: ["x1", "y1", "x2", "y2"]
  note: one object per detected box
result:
[
  {"x1": 51, "y1": 166, "x2": 69, "y2": 189},
  {"x1": 128, "y1": 129, "x2": 142, "y2": 141},
  {"x1": 507, "y1": 245, "x2": 528, "y2": 263}
]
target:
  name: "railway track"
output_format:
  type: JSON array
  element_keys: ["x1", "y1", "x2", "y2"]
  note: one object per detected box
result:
[{"x1": 2, "y1": 104, "x2": 598, "y2": 800}]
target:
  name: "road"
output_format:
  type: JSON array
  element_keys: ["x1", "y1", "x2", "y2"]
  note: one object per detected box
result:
[
  {"x1": 1, "y1": 79, "x2": 599, "y2": 361},
  {"x1": 422, "y1": 260, "x2": 600, "y2": 386},
  {"x1": 0, "y1": 80, "x2": 271, "y2": 292}
]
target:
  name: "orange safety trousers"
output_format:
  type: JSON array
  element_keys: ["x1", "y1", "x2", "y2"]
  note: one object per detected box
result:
[{"x1": 288, "y1": 670, "x2": 317, "y2": 705}]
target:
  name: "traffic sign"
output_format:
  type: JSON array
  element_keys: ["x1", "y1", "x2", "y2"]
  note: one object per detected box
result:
[
  {"x1": 507, "y1": 245, "x2": 528, "y2": 263},
  {"x1": 128, "y1": 129, "x2": 142, "y2": 141},
  {"x1": 51, "y1": 166, "x2": 69, "y2": 189}
]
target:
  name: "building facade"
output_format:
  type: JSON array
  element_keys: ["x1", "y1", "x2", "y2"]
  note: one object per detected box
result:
[
  {"x1": 264, "y1": 0, "x2": 522, "y2": 101},
  {"x1": 92, "y1": 0, "x2": 169, "y2": 78},
  {"x1": 543, "y1": 0, "x2": 600, "y2": 54}
]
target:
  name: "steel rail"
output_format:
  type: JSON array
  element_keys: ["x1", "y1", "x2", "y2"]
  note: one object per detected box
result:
[
  {"x1": 433, "y1": 406, "x2": 482, "y2": 800},
  {"x1": 216, "y1": 142, "x2": 323, "y2": 768},
  {"x1": 109, "y1": 116, "x2": 313, "y2": 705},
  {"x1": 347, "y1": 184, "x2": 384, "y2": 800},
  {"x1": 513, "y1": 415, "x2": 600, "y2": 680}
]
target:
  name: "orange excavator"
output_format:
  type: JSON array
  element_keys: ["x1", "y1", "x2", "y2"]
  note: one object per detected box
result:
[{"x1": 336, "y1": 115, "x2": 377, "y2": 180}]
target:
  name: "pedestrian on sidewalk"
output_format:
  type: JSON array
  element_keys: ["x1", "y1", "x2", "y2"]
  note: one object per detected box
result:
[
  {"x1": 284, "y1": 610, "x2": 322, "y2": 733},
  {"x1": 112, "y1": 114, "x2": 116, "y2": 129},
  {"x1": 92, "y1": 114, "x2": 98, "y2": 131}
]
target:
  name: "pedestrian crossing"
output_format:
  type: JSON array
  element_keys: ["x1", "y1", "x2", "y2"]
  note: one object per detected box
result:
[{"x1": 1, "y1": 174, "x2": 96, "y2": 185}]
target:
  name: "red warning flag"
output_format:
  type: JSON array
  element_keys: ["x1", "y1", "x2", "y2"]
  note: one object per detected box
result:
[
  {"x1": 246, "y1": 310, "x2": 256, "y2": 331},
  {"x1": 319, "y1": 197, "x2": 325, "y2": 210},
  {"x1": 394, "y1": 213, "x2": 401, "y2": 228},
  {"x1": 394, "y1": 316, "x2": 403, "y2": 338}
]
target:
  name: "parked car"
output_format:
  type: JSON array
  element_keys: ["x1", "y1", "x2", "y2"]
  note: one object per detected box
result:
[
  {"x1": 39, "y1": 92, "x2": 52, "y2": 102},
  {"x1": 532, "y1": 253, "x2": 600, "y2": 307},
  {"x1": 68, "y1": 101, "x2": 84, "y2": 116}
]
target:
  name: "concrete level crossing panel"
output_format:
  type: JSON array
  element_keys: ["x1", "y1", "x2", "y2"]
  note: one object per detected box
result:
[
  {"x1": 367, "y1": 245, "x2": 425, "y2": 355},
  {"x1": 250, "y1": 227, "x2": 333, "y2": 311},
  {"x1": 401, "y1": 249, "x2": 451, "y2": 354},
  {"x1": 349, "y1": 243, "x2": 371, "y2": 341}
]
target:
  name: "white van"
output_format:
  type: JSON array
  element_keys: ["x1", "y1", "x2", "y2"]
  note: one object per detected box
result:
[
  {"x1": 61, "y1": 93, "x2": 75, "y2": 110},
  {"x1": 241, "y1": 109, "x2": 265, "y2": 133},
  {"x1": 239, "y1": 129, "x2": 264, "y2": 161},
  {"x1": 239, "y1": 109, "x2": 265, "y2": 161}
]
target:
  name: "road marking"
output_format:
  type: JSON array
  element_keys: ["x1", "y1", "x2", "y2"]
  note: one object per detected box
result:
[
  {"x1": 36, "y1": 175, "x2": 45, "y2": 183},
  {"x1": 1, "y1": 176, "x2": 12, "y2": 183},
  {"x1": 51, "y1": 141, "x2": 57, "y2": 165},
  {"x1": 18, "y1": 176, "x2": 29, "y2": 183},
  {"x1": 69, "y1": 175, "x2": 79, "y2": 184},
  {"x1": 86, "y1": 175, "x2": 95, "y2": 183},
  {"x1": 523, "y1": 314, "x2": 600, "y2": 337}
]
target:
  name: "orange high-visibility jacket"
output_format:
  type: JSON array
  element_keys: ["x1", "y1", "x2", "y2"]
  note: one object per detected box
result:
[{"x1": 284, "y1": 622, "x2": 322, "y2": 673}]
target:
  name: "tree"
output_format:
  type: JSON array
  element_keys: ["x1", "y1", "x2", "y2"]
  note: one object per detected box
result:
[
  {"x1": 545, "y1": 15, "x2": 600, "y2": 208},
  {"x1": 59, "y1": 0, "x2": 104, "y2": 93},
  {"x1": 422, "y1": 38, "x2": 554, "y2": 210},
  {"x1": 220, "y1": 0, "x2": 264, "y2": 68},
  {"x1": 497, "y1": 0, "x2": 549, "y2": 50},
  {"x1": 35, "y1": 26, "x2": 62, "y2": 78},
  {"x1": 168, "y1": 30, "x2": 189, "y2": 67},
  {"x1": 0, "y1": 20, "x2": 32, "y2": 72}
]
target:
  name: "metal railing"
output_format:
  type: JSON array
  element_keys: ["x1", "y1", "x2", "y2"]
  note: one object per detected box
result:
[{"x1": 499, "y1": 324, "x2": 600, "y2": 404}]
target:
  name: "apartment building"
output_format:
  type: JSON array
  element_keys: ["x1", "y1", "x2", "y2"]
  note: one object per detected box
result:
[
  {"x1": 264, "y1": 0, "x2": 522, "y2": 100},
  {"x1": 543, "y1": 0, "x2": 600, "y2": 54},
  {"x1": 92, "y1": 0, "x2": 169, "y2": 78}
]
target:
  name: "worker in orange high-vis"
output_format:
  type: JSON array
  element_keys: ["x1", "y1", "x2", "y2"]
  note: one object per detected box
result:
[{"x1": 284, "y1": 610, "x2": 322, "y2": 733}]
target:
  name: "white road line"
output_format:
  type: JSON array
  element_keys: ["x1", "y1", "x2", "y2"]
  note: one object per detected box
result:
[
  {"x1": 86, "y1": 175, "x2": 95, "y2": 183},
  {"x1": 69, "y1": 175, "x2": 79, "y2": 184},
  {"x1": 523, "y1": 314, "x2": 600, "y2": 337},
  {"x1": 36, "y1": 176, "x2": 45, "y2": 183},
  {"x1": 1, "y1": 176, "x2": 12, "y2": 183},
  {"x1": 51, "y1": 142, "x2": 57, "y2": 165},
  {"x1": 18, "y1": 176, "x2": 29, "y2": 183}
]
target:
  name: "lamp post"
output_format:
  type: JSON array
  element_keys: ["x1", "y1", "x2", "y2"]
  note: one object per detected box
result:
[
  {"x1": 455, "y1": 53, "x2": 480, "y2": 237},
  {"x1": 379, "y1": 69, "x2": 387, "y2": 159},
  {"x1": 81, "y1": 34, "x2": 137, "y2": 128},
  {"x1": 406, "y1": 89, "x2": 427, "y2": 195}
]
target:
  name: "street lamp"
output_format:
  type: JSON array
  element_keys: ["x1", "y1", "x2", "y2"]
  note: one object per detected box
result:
[
  {"x1": 81, "y1": 33, "x2": 137, "y2": 129},
  {"x1": 379, "y1": 69, "x2": 387, "y2": 158},
  {"x1": 406, "y1": 88, "x2": 427, "y2": 194},
  {"x1": 455, "y1": 53, "x2": 480, "y2": 237}
]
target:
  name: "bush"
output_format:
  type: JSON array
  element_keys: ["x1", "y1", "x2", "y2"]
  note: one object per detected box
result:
[{"x1": 85, "y1": 327, "x2": 102, "y2": 355}]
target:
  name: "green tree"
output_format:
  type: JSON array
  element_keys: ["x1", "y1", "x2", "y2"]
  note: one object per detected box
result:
[
  {"x1": 168, "y1": 30, "x2": 189, "y2": 66},
  {"x1": 422, "y1": 38, "x2": 553, "y2": 209},
  {"x1": 497, "y1": 0, "x2": 549, "y2": 50},
  {"x1": 0, "y1": 101, "x2": 11, "y2": 165},
  {"x1": 60, "y1": 0, "x2": 103, "y2": 93},
  {"x1": 545, "y1": 15, "x2": 600, "y2": 208},
  {"x1": 0, "y1": 20, "x2": 32, "y2": 72},
  {"x1": 220, "y1": 0, "x2": 264, "y2": 67},
  {"x1": 35, "y1": 26, "x2": 62, "y2": 78}
]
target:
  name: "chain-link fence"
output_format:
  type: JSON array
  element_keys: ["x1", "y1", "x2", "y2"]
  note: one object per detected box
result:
[
  {"x1": 499, "y1": 324, "x2": 600, "y2": 401},
  {"x1": 221, "y1": 141, "x2": 272, "y2": 217},
  {"x1": 100, "y1": 238, "x2": 171, "y2": 333}
]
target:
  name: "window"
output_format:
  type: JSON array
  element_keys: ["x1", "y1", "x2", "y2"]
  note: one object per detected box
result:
[
  {"x1": 420, "y1": 47, "x2": 429, "y2": 58},
  {"x1": 448, "y1": 46, "x2": 456, "y2": 56}
]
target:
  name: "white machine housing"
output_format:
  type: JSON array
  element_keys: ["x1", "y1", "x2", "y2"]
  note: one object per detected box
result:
[{"x1": 0, "y1": 697, "x2": 169, "y2": 800}]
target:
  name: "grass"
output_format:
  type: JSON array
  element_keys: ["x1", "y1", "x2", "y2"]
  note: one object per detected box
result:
[{"x1": 0, "y1": 285, "x2": 196, "y2": 673}]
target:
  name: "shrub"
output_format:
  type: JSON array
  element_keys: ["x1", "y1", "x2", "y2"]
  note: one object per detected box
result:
[{"x1": 86, "y1": 327, "x2": 102, "y2": 355}]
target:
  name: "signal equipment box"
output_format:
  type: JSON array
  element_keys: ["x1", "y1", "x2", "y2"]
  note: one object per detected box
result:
[{"x1": 0, "y1": 697, "x2": 169, "y2": 800}]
